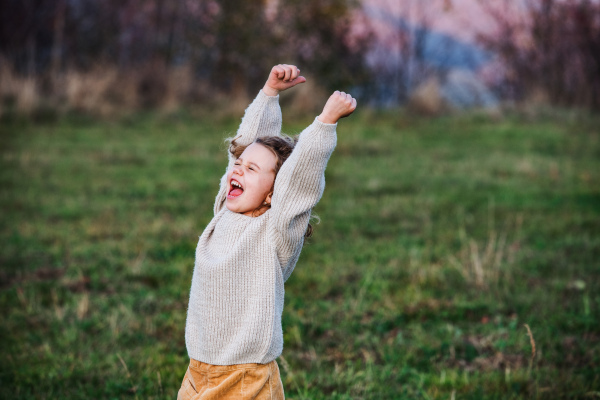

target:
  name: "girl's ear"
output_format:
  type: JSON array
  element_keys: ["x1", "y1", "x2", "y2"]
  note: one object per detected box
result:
[{"x1": 265, "y1": 191, "x2": 273, "y2": 206}]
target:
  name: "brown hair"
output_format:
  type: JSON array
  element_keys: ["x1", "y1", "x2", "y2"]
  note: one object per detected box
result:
[{"x1": 228, "y1": 135, "x2": 315, "y2": 238}]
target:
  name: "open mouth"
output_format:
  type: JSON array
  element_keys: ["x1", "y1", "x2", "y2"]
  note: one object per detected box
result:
[{"x1": 227, "y1": 179, "x2": 244, "y2": 198}]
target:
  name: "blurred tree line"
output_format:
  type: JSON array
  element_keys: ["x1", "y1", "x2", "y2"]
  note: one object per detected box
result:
[
  {"x1": 0, "y1": 0, "x2": 370, "y2": 115},
  {"x1": 0, "y1": 0, "x2": 599, "y2": 115},
  {"x1": 479, "y1": 0, "x2": 600, "y2": 111}
]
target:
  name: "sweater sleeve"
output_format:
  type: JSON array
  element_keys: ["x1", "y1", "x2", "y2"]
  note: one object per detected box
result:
[
  {"x1": 269, "y1": 117, "x2": 337, "y2": 281},
  {"x1": 213, "y1": 90, "x2": 283, "y2": 215}
]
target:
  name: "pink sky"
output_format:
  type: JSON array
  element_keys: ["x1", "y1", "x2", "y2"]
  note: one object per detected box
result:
[{"x1": 360, "y1": 0, "x2": 527, "y2": 44}]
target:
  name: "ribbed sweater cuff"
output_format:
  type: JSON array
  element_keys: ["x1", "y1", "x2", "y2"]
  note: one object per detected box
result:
[
  {"x1": 314, "y1": 116, "x2": 338, "y2": 127},
  {"x1": 301, "y1": 117, "x2": 338, "y2": 151},
  {"x1": 258, "y1": 89, "x2": 280, "y2": 100}
]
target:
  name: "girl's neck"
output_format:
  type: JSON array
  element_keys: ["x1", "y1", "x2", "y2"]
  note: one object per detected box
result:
[{"x1": 243, "y1": 204, "x2": 271, "y2": 218}]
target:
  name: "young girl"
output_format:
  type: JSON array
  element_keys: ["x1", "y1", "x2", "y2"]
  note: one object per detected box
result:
[{"x1": 178, "y1": 64, "x2": 357, "y2": 400}]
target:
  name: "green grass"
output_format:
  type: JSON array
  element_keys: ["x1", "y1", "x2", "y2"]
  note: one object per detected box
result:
[{"x1": 1, "y1": 107, "x2": 599, "y2": 399}]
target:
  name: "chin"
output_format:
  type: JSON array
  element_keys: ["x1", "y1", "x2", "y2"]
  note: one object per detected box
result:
[
  {"x1": 225, "y1": 201, "x2": 237, "y2": 213},
  {"x1": 225, "y1": 200, "x2": 246, "y2": 214}
]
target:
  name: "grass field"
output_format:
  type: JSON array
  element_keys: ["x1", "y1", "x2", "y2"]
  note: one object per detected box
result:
[{"x1": 1, "y1": 106, "x2": 599, "y2": 399}]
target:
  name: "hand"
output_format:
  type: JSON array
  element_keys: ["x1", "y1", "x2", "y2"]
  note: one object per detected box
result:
[
  {"x1": 262, "y1": 64, "x2": 306, "y2": 96},
  {"x1": 317, "y1": 91, "x2": 357, "y2": 124}
]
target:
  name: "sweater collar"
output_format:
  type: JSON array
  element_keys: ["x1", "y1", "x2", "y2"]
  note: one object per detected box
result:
[{"x1": 222, "y1": 207, "x2": 270, "y2": 222}]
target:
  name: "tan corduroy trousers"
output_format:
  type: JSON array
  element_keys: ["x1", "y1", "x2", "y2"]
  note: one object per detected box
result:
[{"x1": 177, "y1": 358, "x2": 285, "y2": 400}]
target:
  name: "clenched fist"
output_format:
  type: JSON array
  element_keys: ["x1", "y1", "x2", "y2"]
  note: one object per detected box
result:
[
  {"x1": 262, "y1": 64, "x2": 306, "y2": 96},
  {"x1": 317, "y1": 91, "x2": 357, "y2": 124}
]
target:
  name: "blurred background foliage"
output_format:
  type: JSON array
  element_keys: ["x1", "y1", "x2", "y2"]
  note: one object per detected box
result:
[
  {"x1": 0, "y1": 0, "x2": 369, "y2": 116},
  {"x1": 1, "y1": 0, "x2": 599, "y2": 117}
]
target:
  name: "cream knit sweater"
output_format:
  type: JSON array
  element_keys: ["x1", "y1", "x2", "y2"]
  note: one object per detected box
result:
[{"x1": 185, "y1": 90, "x2": 337, "y2": 365}]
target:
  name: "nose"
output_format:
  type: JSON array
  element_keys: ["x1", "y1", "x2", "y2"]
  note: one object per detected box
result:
[{"x1": 232, "y1": 164, "x2": 243, "y2": 176}]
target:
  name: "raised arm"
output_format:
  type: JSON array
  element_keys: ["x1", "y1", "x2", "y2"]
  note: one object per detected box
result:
[
  {"x1": 270, "y1": 91, "x2": 357, "y2": 280},
  {"x1": 213, "y1": 65, "x2": 306, "y2": 215}
]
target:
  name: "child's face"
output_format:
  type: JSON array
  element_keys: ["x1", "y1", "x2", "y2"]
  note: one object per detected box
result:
[{"x1": 226, "y1": 143, "x2": 277, "y2": 216}]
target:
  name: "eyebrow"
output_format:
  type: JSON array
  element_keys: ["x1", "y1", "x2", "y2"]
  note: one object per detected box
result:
[{"x1": 237, "y1": 158, "x2": 261, "y2": 171}]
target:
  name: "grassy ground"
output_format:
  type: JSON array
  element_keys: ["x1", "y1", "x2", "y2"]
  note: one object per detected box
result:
[{"x1": 1, "y1": 107, "x2": 598, "y2": 399}]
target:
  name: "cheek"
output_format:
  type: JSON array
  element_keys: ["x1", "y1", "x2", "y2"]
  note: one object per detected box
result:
[{"x1": 258, "y1": 174, "x2": 275, "y2": 194}]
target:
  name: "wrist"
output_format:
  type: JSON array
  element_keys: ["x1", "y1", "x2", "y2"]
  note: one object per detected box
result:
[
  {"x1": 317, "y1": 113, "x2": 338, "y2": 124},
  {"x1": 262, "y1": 85, "x2": 279, "y2": 97}
]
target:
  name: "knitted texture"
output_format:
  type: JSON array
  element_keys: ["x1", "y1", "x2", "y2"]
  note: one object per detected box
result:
[{"x1": 185, "y1": 90, "x2": 337, "y2": 365}]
